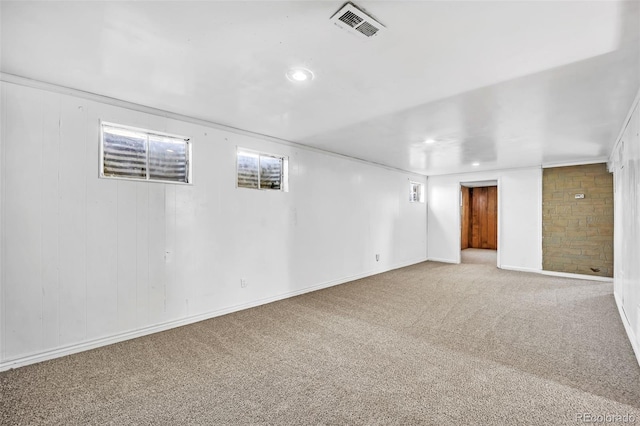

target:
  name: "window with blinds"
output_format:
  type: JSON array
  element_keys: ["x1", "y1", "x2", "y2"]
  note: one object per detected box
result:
[
  {"x1": 410, "y1": 181, "x2": 424, "y2": 203},
  {"x1": 237, "y1": 149, "x2": 287, "y2": 191},
  {"x1": 101, "y1": 122, "x2": 191, "y2": 184}
]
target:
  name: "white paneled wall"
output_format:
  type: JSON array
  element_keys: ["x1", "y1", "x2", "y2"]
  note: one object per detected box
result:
[
  {"x1": 427, "y1": 168, "x2": 542, "y2": 272},
  {"x1": 0, "y1": 82, "x2": 427, "y2": 369},
  {"x1": 611, "y1": 94, "x2": 640, "y2": 364}
]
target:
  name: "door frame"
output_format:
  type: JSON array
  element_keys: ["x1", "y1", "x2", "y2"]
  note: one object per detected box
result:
[{"x1": 457, "y1": 179, "x2": 501, "y2": 268}]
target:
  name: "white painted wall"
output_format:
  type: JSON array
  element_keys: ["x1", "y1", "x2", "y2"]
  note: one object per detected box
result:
[
  {"x1": 427, "y1": 168, "x2": 542, "y2": 272},
  {"x1": 610, "y1": 92, "x2": 640, "y2": 364},
  {"x1": 0, "y1": 81, "x2": 427, "y2": 369}
]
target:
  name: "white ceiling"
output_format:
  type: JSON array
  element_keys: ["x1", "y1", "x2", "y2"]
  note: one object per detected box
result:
[{"x1": 1, "y1": 1, "x2": 639, "y2": 175}]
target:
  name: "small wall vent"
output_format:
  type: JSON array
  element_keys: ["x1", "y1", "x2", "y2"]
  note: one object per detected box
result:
[{"x1": 330, "y1": 2, "x2": 385, "y2": 38}]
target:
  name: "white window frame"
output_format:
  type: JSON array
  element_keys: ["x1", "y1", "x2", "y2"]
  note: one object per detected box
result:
[
  {"x1": 409, "y1": 180, "x2": 424, "y2": 203},
  {"x1": 236, "y1": 147, "x2": 289, "y2": 192},
  {"x1": 99, "y1": 121, "x2": 192, "y2": 185}
]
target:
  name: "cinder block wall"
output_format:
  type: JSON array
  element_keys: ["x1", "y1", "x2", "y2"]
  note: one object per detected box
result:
[{"x1": 542, "y1": 163, "x2": 613, "y2": 277}]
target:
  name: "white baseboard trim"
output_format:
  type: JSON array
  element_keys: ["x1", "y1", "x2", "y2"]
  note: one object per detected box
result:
[
  {"x1": 477, "y1": 264, "x2": 614, "y2": 283},
  {"x1": 499, "y1": 265, "x2": 541, "y2": 274},
  {"x1": 614, "y1": 292, "x2": 640, "y2": 368},
  {"x1": 538, "y1": 270, "x2": 614, "y2": 282},
  {"x1": 0, "y1": 257, "x2": 426, "y2": 372},
  {"x1": 427, "y1": 257, "x2": 458, "y2": 264}
]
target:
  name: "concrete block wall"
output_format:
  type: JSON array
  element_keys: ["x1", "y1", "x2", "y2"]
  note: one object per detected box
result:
[{"x1": 542, "y1": 163, "x2": 614, "y2": 277}]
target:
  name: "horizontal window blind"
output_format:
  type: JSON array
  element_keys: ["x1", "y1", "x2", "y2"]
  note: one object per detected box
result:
[
  {"x1": 102, "y1": 128, "x2": 147, "y2": 179},
  {"x1": 259, "y1": 155, "x2": 282, "y2": 190},
  {"x1": 149, "y1": 136, "x2": 189, "y2": 183},
  {"x1": 101, "y1": 123, "x2": 190, "y2": 184},
  {"x1": 237, "y1": 149, "x2": 284, "y2": 191},
  {"x1": 237, "y1": 151, "x2": 260, "y2": 189}
]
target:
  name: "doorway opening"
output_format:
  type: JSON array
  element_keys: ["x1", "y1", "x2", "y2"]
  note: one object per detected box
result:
[{"x1": 460, "y1": 181, "x2": 498, "y2": 266}]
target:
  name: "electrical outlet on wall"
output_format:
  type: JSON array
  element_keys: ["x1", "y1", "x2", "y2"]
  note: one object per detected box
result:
[{"x1": 240, "y1": 279, "x2": 247, "y2": 288}]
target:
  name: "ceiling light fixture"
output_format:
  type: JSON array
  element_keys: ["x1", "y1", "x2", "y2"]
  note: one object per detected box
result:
[
  {"x1": 424, "y1": 138, "x2": 436, "y2": 144},
  {"x1": 472, "y1": 162, "x2": 480, "y2": 166},
  {"x1": 286, "y1": 67, "x2": 314, "y2": 82}
]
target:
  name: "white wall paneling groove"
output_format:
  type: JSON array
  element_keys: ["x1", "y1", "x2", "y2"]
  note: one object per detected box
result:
[
  {"x1": 610, "y1": 88, "x2": 640, "y2": 367},
  {"x1": 0, "y1": 81, "x2": 428, "y2": 370}
]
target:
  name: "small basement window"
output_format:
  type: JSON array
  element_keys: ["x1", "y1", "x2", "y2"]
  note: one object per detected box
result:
[
  {"x1": 100, "y1": 122, "x2": 192, "y2": 184},
  {"x1": 410, "y1": 181, "x2": 424, "y2": 203},
  {"x1": 237, "y1": 148, "x2": 288, "y2": 191}
]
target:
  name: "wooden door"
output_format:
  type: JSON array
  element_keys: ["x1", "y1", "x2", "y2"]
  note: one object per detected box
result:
[
  {"x1": 460, "y1": 187, "x2": 470, "y2": 249},
  {"x1": 468, "y1": 186, "x2": 497, "y2": 249},
  {"x1": 486, "y1": 186, "x2": 498, "y2": 249}
]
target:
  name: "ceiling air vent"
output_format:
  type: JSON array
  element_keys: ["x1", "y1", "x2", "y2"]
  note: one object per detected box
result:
[{"x1": 330, "y1": 2, "x2": 386, "y2": 38}]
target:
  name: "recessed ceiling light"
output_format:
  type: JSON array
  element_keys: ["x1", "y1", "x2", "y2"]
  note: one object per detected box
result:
[
  {"x1": 286, "y1": 67, "x2": 314, "y2": 82},
  {"x1": 472, "y1": 162, "x2": 480, "y2": 166},
  {"x1": 424, "y1": 138, "x2": 436, "y2": 144}
]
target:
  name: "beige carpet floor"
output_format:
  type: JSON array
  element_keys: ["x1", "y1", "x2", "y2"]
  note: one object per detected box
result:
[
  {"x1": 461, "y1": 248, "x2": 497, "y2": 265},
  {"x1": 1, "y1": 261, "x2": 639, "y2": 425}
]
